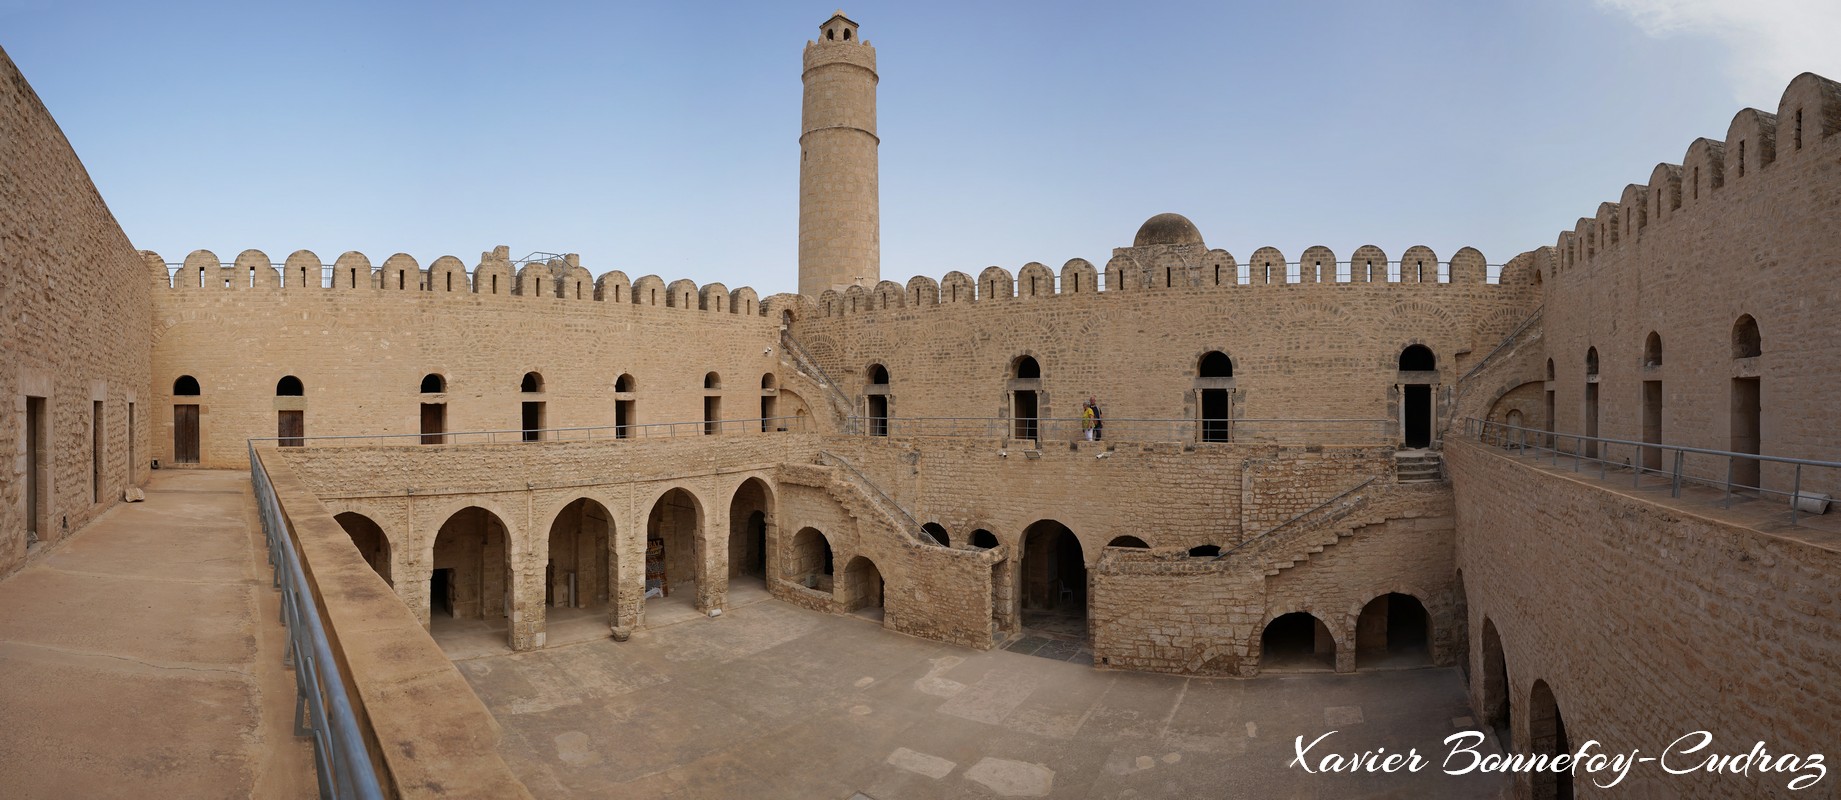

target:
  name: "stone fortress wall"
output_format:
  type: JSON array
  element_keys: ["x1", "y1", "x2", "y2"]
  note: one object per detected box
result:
[
  {"x1": 147, "y1": 245, "x2": 810, "y2": 468},
  {"x1": 1, "y1": 44, "x2": 153, "y2": 578},
  {"x1": 794, "y1": 238, "x2": 1537, "y2": 435},
  {"x1": 1521, "y1": 71, "x2": 1841, "y2": 499}
]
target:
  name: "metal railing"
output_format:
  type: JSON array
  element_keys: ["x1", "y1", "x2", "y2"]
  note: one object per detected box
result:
[
  {"x1": 1216, "y1": 477, "x2": 1377, "y2": 561},
  {"x1": 251, "y1": 415, "x2": 808, "y2": 448},
  {"x1": 248, "y1": 444, "x2": 384, "y2": 799},
  {"x1": 841, "y1": 416, "x2": 1393, "y2": 444},
  {"x1": 816, "y1": 450, "x2": 932, "y2": 545},
  {"x1": 1466, "y1": 418, "x2": 1839, "y2": 525}
]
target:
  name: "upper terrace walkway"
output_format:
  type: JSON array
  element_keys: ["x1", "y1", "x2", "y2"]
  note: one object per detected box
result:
[{"x1": 0, "y1": 470, "x2": 313, "y2": 798}]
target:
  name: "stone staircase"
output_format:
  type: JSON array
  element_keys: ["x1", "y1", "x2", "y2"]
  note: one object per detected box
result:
[
  {"x1": 1394, "y1": 449, "x2": 1443, "y2": 483},
  {"x1": 1228, "y1": 486, "x2": 1384, "y2": 577},
  {"x1": 814, "y1": 451, "x2": 931, "y2": 547}
]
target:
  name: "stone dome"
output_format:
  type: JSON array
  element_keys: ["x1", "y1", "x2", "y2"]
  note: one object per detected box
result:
[{"x1": 1133, "y1": 213, "x2": 1205, "y2": 247}]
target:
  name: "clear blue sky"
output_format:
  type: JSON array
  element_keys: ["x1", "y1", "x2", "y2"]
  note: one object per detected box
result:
[{"x1": 4, "y1": 0, "x2": 1834, "y2": 294}]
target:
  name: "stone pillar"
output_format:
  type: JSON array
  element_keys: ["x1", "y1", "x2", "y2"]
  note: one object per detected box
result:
[{"x1": 798, "y1": 12, "x2": 879, "y2": 297}]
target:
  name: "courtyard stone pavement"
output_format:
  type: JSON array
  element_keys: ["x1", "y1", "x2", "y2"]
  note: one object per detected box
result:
[{"x1": 451, "y1": 587, "x2": 1511, "y2": 799}]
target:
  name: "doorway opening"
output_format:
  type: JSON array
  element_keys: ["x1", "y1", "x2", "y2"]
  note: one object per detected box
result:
[
  {"x1": 1731, "y1": 377, "x2": 1761, "y2": 490},
  {"x1": 26, "y1": 396, "x2": 47, "y2": 542},
  {"x1": 1260, "y1": 612, "x2": 1335, "y2": 672},
  {"x1": 1355, "y1": 593, "x2": 1432, "y2": 668},
  {"x1": 1018, "y1": 520, "x2": 1086, "y2": 646}
]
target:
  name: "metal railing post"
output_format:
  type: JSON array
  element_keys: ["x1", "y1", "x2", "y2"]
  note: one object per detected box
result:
[
  {"x1": 1791, "y1": 464, "x2": 1802, "y2": 525},
  {"x1": 1672, "y1": 450, "x2": 1684, "y2": 498}
]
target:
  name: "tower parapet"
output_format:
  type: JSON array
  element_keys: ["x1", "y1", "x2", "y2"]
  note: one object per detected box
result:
[{"x1": 799, "y1": 11, "x2": 880, "y2": 297}]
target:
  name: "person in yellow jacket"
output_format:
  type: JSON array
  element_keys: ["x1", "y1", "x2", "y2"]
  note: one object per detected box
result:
[{"x1": 1082, "y1": 399, "x2": 1098, "y2": 441}]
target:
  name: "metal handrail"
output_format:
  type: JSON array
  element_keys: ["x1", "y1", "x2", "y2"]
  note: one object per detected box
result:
[
  {"x1": 816, "y1": 450, "x2": 932, "y2": 545},
  {"x1": 842, "y1": 415, "x2": 1392, "y2": 443},
  {"x1": 1465, "y1": 418, "x2": 1838, "y2": 524},
  {"x1": 1216, "y1": 477, "x2": 1377, "y2": 560},
  {"x1": 249, "y1": 415, "x2": 808, "y2": 447},
  {"x1": 1456, "y1": 305, "x2": 1544, "y2": 386},
  {"x1": 249, "y1": 444, "x2": 385, "y2": 799},
  {"x1": 779, "y1": 329, "x2": 855, "y2": 421}
]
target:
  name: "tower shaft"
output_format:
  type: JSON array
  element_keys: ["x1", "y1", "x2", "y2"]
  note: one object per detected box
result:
[{"x1": 798, "y1": 13, "x2": 879, "y2": 297}]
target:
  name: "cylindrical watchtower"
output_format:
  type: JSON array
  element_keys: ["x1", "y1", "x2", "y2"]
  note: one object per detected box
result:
[{"x1": 799, "y1": 11, "x2": 879, "y2": 297}]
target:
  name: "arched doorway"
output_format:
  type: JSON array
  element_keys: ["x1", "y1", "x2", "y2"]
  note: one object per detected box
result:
[
  {"x1": 1731, "y1": 314, "x2": 1762, "y2": 491},
  {"x1": 1481, "y1": 618, "x2": 1510, "y2": 747},
  {"x1": 520, "y1": 371, "x2": 545, "y2": 442},
  {"x1": 646, "y1": 488, "x2": 703, "y2": 612},
  {"x1": 786, "y1": 527, "x2": 834, "y2": 591},
  {"x1": 333, "y1": 512, "x2": 391, "y2": 586},
  {"x1": 1197, "y1": 351, "x2": 1234, "y2": 442},
  {"x1": 728, "y1": 478, "x2": 773, "y2": 593},
  {"x1": 172, "y1": 375, "x2": 201, "y2": 464},
  {"x1": 1019, "y1": 520, "x2": 1085, "y2": 643},
  {"x1": 1398, "y1": 345, "x2": 1436, "y2": 448},
  {"x1": 614, "y1": 373, "x2": 636, "y2": 438},
  {"x1": 546, "y1": 498, "x2": 614, "y2": 634},
  {"x1": 1529, "y1": 680, "x2": 1574, "y2": 800},
  {"x1": 1011, "y1": 356, "x2": 1041, "y2": 441},
  {"x1": 842, "y1": 556, "x2": 885, "y2": 621},
  {"x1": 1356, "y1": 593, "x2": 1432, "y2": 668},
  {"x1": 430, "y1": 506, "x2": 512, "y2": 647},
  {"x1": 1260, "y1": 612, "x2": 1335, "y2": 672},
  {"x1": 865, "y1": 364, "x2": 890, "y2": 436}
]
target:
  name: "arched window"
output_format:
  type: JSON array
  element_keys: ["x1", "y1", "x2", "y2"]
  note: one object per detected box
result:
[
  {"x1": 1198, "y1": 351, "x2": 1232, "y2": 378},
  {"x1": 173, "y1": 375, "x2": 201, "y2": 396},
  {"x1": 761, "y1": 374, "x2": 777, "y2": 390},
  {"x1": 1398, "y1": 345, "x2": 1436, "y2": 371},
  {"x1": 420, "y1": 373, "x2": 445, "y2": 393},
  {"x1": 704, "y1": 372, "x2": 722, "y2": 390},
  {"x1": 1545, "y1": 359, "x2": 1555, "y2": 381},
  {"x1": 276, "y1": 376, "x2": 304, "y2": 396},
  {"x1": 1644, "y1": 332, "x2": 1662, "y2": 367},
  {"x1": 867, "y1": 364, "x2": 888, "y2": 385},
  {"x1": 1106, "y1": 535, "x2": 1149, "y2": 548},
  {"x1": 922, "y1": 522, "x2": 949, "y2": 547},
  {"x1": 1732, "y1": 315, "x2": 1761, "y2": 358},
  {"x1": 1585, "y1": 348, "x2": 1599, "y2": 376},
  {"x1": 615, "y1": 374, "x2": 635, "y2": 392},
  {"x1": 1187, "y1": 544, "x2": 1220, "y2": 557},
  {"x1": 970, "y1": 529, "x2": 998, "y2": 549},
  {"x1": 521, "y1": 372, "x2": 543, "y2": 393},
  {"x1": 1014, "y1": 356, "x2": 1041, "y2": 380}
]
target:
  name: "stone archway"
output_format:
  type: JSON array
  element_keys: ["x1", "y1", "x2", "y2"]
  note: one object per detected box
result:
[
  {"x1": 333, "y1": 511, "x2": 391, "y2": 586},
  {"x1": 544, "y1": 498, "x2": 615, "y2": 639},
  {"x1": 430, "y1": 506, "x2": 513, "y2": 648}
]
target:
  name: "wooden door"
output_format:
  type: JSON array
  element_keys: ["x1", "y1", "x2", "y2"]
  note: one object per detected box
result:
[
  {"x1": 420, "y1": 403, "x2": 445, "y2": 445},
  {"x1": 174, "y1": 404, "x2": 200, "y2": 463},
  {"x1": 277, "y1": 410, "x2": 304, "y2": 447}
]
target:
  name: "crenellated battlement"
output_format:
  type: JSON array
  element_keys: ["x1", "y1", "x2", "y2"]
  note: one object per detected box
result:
[
  {"x1": 806, "y1": 243, "x2": 1525, "y2": 319},
  {"x1": 147, "y1": 243, "x2": 771, "y2": 318},
  {"x1": 1547, "y1": 71, "x2": 1840, "y2": 278}
]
